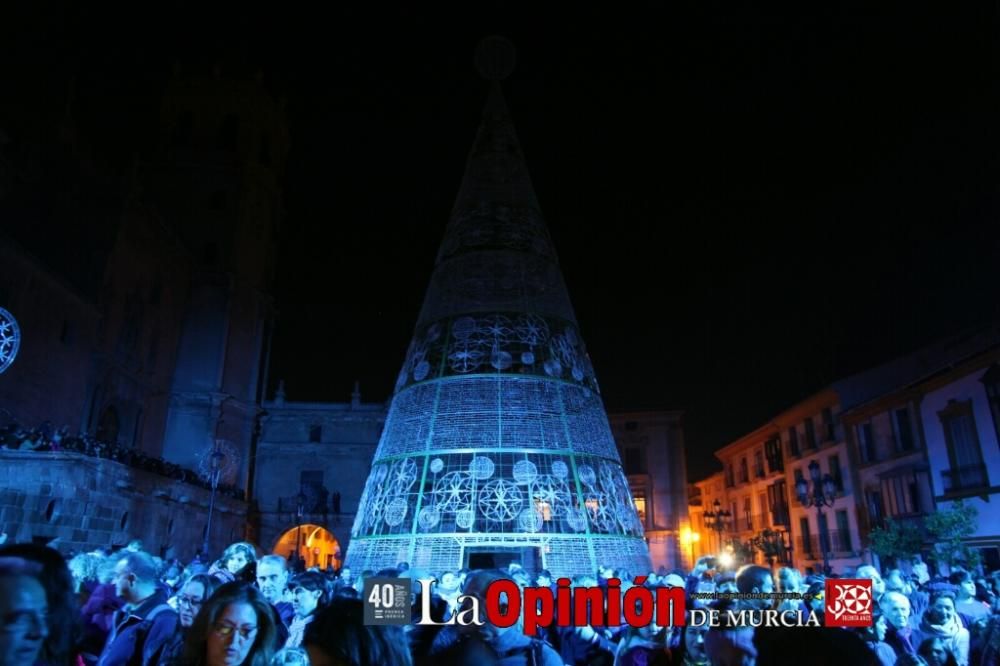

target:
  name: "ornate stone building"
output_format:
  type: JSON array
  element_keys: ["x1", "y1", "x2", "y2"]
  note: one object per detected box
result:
[
  {"x1": 0, "y1": 63, "x2": 285, "y2": 559},
  {"x1": 253, "y1": 382, "x2": 386, "y2": 569}
]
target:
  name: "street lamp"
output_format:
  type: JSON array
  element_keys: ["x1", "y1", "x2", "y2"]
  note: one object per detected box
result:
[
  {"x1": 202, "y1": 442, "x2": 227, "y2": 558},
  {"x1": 294, "y1": 491, "x2": 306, "y2": 572},
  {"x1": 751, "y1": 528, "x2": 790, "y2": 568},
  {"x1": 703, "y1": 499, "x2": 732, "y2": 552},
  {"x1": 680, "y1": 527, "x2": 701, "y2": 569},
  {"x1": 795, "y1": 459, "x2": 837, "y2": 575}
]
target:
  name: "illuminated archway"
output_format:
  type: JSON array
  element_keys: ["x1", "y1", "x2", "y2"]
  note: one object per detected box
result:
[{"x1": 273, "y1": 524, "x2": 341, "y2": 570}]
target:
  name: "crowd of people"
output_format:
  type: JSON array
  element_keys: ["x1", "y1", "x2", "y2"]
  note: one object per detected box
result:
[
  {"x1": 0, "y1": 419, "x2": 244, "y2": 500},
  {"x1": 1, "y1": 534, "x2": 999, "y2": 666}
]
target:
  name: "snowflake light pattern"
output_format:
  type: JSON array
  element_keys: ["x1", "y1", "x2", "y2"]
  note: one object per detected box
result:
[{"x1": 0, "y1": 308, "x2": 21, "y2": 374}]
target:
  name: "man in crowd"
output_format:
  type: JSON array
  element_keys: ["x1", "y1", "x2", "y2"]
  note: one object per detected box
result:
[
  {"x1": 257, "y1": 554, "x2": 294, "y2": 625},
  {"x1": 0, "y1": 557, "x2": 48, "y2": 666},
  {"x1": 735, "y1": 564, "x2": 774, "y2": 611},
  {"x1": 880, "y1": 590, "x2": 922, "y2": 660},
  {"x1": 97, "y1": 551, "x2": 177, "y2": 666}
]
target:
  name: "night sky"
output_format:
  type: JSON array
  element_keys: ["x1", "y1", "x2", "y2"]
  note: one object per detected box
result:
[{"x1": 5, "y1": 4, "x2": 998, "y2": 480}]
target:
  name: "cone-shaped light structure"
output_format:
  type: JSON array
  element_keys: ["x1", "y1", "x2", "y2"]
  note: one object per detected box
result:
[{"x1": 345, "y1": 38, "x2": 651, "y2": 576}]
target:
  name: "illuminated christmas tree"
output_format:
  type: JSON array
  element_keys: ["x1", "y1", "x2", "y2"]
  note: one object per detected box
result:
[{"x1": 345, "y1": 38, "x2": 651, "y2": 577}]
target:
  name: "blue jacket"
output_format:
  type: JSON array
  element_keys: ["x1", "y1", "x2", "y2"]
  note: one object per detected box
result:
[{"x1": 97, "y1": 590, "x2": 178, "y2": 666}]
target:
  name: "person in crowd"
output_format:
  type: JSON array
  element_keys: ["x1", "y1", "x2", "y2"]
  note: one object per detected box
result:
[
  {"x1": 977, "y1": 613, "x2": 1000, "y2": 666},
  {"x1": 546, "y1": 573, "x2": 615, "y2": 666},
  {"x1": 614, "y1": 619, "x2": 671, "y2": 666},
  {"x1": 802, "y1": 581, "x2": 826, "y2": 625},
  {"x1": 691, "y1": 574, "x2": 716, "y2": 610},
  {"x1": 432, "y1": 571, "x2": 462, "y2": 618},
  {"x1": 704, "y1": 625, "x2": 757, "y2": 666},
  {"x1": 858, "y1": 565, "x2": 888, "y2": 604},
  {"x1": 535, "y1": 569, "x2": 553, "y2": 590},
  {"x1": 950, "y1": 571, "x2": 989, "y2": 623},
  {"x1": 0, "y1": 556, "x2": 48, "y2": 666},
  {"x1": 255, "y1": 556, "x2": 293, "y2": 627},
  {"x1": 303, "y1": 596, "x2": 409, "y2": 666},
  {"x1": 918, "y1": 591, "x2": 969, "y2": 666},
  {"x1": 911, "y1": 559, "x2": 931, "y2": 587},
  {"x1": 179, "y1": 582, "x2": 280, "y2": 666},
  {"x1": 212, "y1": 544, "x2": 257, "y2": 585},
  {"x1": 735, "y1": 565, "x2": 774, "y2": 611},
  {"x1": 675, "y1": 622, "x2": 709, "y2": 666},
  {"x1": 79, "y1": 555, "x2": 125, "y2": 664},
  {"x1": 716, "y1": 571, "x2": 738, "y2": 595},
  {"x1": 917, "y1": 637, "x2": 960, "y2": 666},
  {"x1": 881, "y1": 590, "x2": 923, "y2": 659},
  {"x1": 425, "y1": 569, "x2": 561, "y2": 666},
  {"x1": 69, "y1": 552, "x2": 104, "y2": 603},
  {"x1": 0, "y1": 542, "x2": 81, "y2": 666},
  {"x1": 155, "y1": 574, "x2": 219, "y2": 665},
  {"x1": 97, "y1": 550, "x2": 177, "y2": 666},
  {"x1": 886, "y1": 569, "x2": 914, "y2": 597},
  {"x1": 777, "y1": 567, "x2": 802, "y2": 595},
  {"x1": 285, "y1": 572, "x2": 327, "y2": 649}
]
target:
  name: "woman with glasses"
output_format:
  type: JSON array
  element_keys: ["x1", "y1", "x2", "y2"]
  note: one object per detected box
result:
[
  {"x1": 155, "y1": 574, "x2": 219, "y2": 665},
  {"x1": 180, "y1": 582, "x2": 281, "y2": 666}
]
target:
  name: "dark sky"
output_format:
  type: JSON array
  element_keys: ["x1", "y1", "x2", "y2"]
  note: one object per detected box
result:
[{"x1": 6, "y1": 3, "x2": 999, "y2": 481}]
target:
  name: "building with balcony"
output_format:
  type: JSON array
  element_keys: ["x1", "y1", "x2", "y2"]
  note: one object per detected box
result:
[
  {"x1": 713, "y1": 421, "x2": 792, "y2": 567},
  {"x1": 253, "y1": 382, "x2": 386, "y2": 570},
  {"x1": 777, "y1": 389, "x2": 861, "y2": 574},
  {"x1": 691, "y1": 471, "x2": 726, "y2": 557},
  {"x1": 692, "y1": 388, "x2": 861, "y2": 574},
  {"x1": 607, "y1": 410, "x2": 688, "y2": 571},
  {"x1": 835, "y1": 327, "x2": 1000, "y2": 571}
]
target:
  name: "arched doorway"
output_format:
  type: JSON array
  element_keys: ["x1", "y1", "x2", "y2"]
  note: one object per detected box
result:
[{"x1": 273, "y1": 524, "x2": 341, "y2": 571}]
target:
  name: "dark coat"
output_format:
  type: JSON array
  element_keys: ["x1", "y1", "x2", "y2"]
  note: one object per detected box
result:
[{"x1": 96, "y1": 590, "x2": 177, "y2": 666}]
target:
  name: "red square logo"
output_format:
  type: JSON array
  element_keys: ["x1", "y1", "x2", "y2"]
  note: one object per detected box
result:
[{"x1": 825, "y1": 579, "x2": 873, "y2": 627}]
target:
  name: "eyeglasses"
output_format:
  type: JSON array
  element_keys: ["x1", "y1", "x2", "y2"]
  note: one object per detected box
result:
[
  {"x1": 177, "y1": 595, "x2": 203, "y2": 608},
  {"x1": 213, "y1": 623, "x2": 257, "y2": 640}
]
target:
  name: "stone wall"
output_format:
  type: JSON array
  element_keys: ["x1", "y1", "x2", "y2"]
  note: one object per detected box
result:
[{"x1": 0, "y1": 450, "x2": 247, "y2": 561}]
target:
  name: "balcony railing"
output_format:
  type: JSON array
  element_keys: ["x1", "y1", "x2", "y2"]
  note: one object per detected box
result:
[
  {"x1": 735, "y1": 513, "x2": 769, "y2": 533},
  {"x1": 795, "y1": 529, "x2": 856, "y2": 557},
  {"x1": 278, "y1": 494, "x2": 332, "y2": 515},
  {"x1": 942, "y1": 464, "x2": 989, "y2": 493}
]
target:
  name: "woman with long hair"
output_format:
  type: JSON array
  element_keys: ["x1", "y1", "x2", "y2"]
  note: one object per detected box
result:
[
  {"x1": 180, "y1": 582, "x2": 280, "y2": 666},
  {"x1": 0, "y1": 543, "x2": 81, "y2": 666},
  {"x1": 210, "y1": 543, "x2": 258, "y2": 585},
  {"x1": 155, "y1": 574, "x2": 220, "y2": 665}
]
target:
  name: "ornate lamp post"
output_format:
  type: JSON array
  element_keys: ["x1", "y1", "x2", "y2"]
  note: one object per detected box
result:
[
  {"x1": 795, "y1": 459, "x2": 837, "y2": 575},
  {"x1": 703, "y1": 499, "x2": 732, "y2": 553},
  {"x1": 294, "y1": 491, "x2": 306, "y2": 572},
  {"x1": 202, "y1": 442, "x2": 227, "y2": 558},
  {"x1": 751, "y1": 528, "x2": 790, "y2": 568}
]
